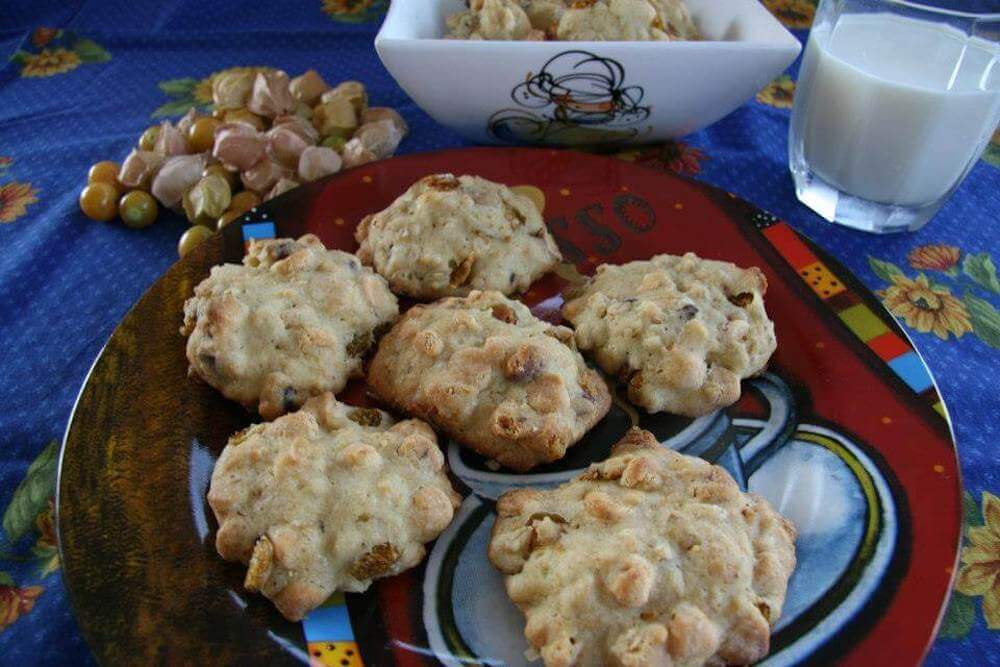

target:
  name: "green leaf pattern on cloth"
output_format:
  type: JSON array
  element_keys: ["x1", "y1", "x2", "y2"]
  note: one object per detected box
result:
[
  {"x1": 963, "y1": 253, "x2": 1000, "y2": 295},
  {"x1": 11, "y1": 29, "x2": 111, "y2": 78},
  {"x1": 963, "y1": 293, "x2": 1000, "y2": 350},
  {"x1": 868, "y1": 257, "x2": 904, "y2": 283},
  {"x1": 2, "y1": 442, "x2": 57, "y2": 543},
  {"x1": 0, "y1": 442, "x2": 62, "y2": 634},
  {"x1": 72, "y1": 38, "x2": 111, "y2": 63}
]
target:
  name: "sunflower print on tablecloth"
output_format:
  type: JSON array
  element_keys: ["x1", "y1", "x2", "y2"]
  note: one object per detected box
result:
[
  {"x1": 0, "y1": 442, "x2": 60, "y2": 634},
  {"x1": 0, "y1": 582, "x2": 43, "y2": 633},
  {"x1": 956, "y1": 492, "x2": 1000, "y2": 630},
  {"x1": 10, "y1": 29, "x2": 110, "y2": 78},
  {"x1": 763, "y1": 0, "x2": 816, "y2": 30},
  {"x1": 870, "y1": 244, "x2": 1000, "y2": 349},
  {"x1": 879, "y1": 274, "x2": 972, "y2": 340},
  {"x1": 152, "y1": 66, "x2": 277, "y2": 117},
  {"x1": 757, "y1": 74, "x2": 795, "y2": 109},
  {"x1": 0, "y1": 182, "x2": 39, "y2": 224},
  {"x1": 941, "y1": 491, "x2": 1000, "y2": 638},
  {"x1": 321, "y1": 0, "x2": 390, "y2": 23},
  {"x1": 615, "y1": 140, "x2": 707, "y2": 175}
]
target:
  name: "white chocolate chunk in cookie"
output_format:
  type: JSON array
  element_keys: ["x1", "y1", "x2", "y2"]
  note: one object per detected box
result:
[
  {"x1": 562, "y1": 252, "x2": 777, "y2": 417},
  {"x1": 367, "y1": 290, "x2": 610, "y2": 471},
  {"x1": 181, "y1": 234, "x2": 398, "y2": 419},
  {"x1": 355, "y1": 173, "x2": 562, "y2": 299},
  {"x1": 208, "y1": 393, "x2": 461, "y2": 621},
  {"x1": 489, "y1": 428, "x2": 797, "y2": 667}
]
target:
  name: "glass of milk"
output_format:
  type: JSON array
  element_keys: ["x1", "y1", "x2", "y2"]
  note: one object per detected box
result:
[{"x1": 789, "y1": 0, "x2": 1000, "y2": 233}]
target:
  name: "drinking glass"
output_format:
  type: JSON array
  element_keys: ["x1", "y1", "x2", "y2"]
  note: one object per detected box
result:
[{"x1": 789, "y1": 0, "x2": 1000, "y2": 233}]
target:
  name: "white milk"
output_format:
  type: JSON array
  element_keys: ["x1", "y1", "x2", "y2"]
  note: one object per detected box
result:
[{"x1": 791, "y1": 13, "x2": 1000, "y2": 207}]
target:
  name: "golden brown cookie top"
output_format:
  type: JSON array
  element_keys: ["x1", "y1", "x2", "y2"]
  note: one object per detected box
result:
[
  {"x1": 489, "y1": 428, "x2": 797, "y2": 667},
  {"x1": 181, "y1": 234, "x2": 398, "y2": 419},
  {"x1": 562, "y1": 252, "x2": 777, "y2": 417},
  {"x1": 367, "y1": 290, "x2": 610, "y2": 471},
  {"x1": 208, "y1": 392, "x2": 460, "y2": 621},
  {"x1": 355, "y1": 174, "x2": 561, "y2": 299}
]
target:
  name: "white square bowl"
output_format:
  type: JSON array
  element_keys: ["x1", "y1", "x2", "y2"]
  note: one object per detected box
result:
[{"x1": 375, "y1": 0, "x2": 802, "y2": 147}]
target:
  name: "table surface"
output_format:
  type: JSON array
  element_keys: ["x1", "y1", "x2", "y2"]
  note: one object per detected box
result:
[{"x1": 0, "y1": 1, "x2": 996, "y2": 665}]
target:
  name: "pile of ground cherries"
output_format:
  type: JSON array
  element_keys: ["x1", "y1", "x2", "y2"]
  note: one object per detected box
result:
[{"x1": 78, "y1": 68, "x2": 408, "y2": 258}]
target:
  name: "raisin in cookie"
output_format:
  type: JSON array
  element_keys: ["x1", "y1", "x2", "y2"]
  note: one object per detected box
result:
[
  {"x1": 489, "y1": 428, "x2": 796, "y2": 667},
  {"x1": 355, "y1": 174, "x2": 561, "y2": 299},
  {"x1": 367, "y1": 291, "x2": 610, "y2": 471},
  {"x1": 562, "y1": 252, "x2": 777, "y2": 417},
  {"x1": 181, "y1": 234, "x2": 398, "y2": 419},
  {"x1": 208, "y1": 392, "x2": 461, "y2": 621}
]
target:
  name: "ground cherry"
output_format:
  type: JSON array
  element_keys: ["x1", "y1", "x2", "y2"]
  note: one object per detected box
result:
[
  {"x1": 88, "y1": 161, "x2": 121, "y2": 187},
  {"x1": 178, "y1": 225, "x2": 214, "y2": 258},
  {"x1": 118, "y1": 190, "x2": 158, "y2": 229},
  {"x1": 229, "y1": 190, "x2": 261, "y2": 214},
  {"x1": 217, "y1": 190, "x2": 261, "y2": 230},
  {"x1": 79, "y1": 183, "x2": 118, "y2": 221},
  {"x1": 188, "y1": 117, "x2": 222, "y2": 153}
]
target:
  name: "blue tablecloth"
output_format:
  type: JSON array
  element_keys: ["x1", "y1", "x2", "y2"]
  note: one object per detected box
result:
[{"x1": 0, "y1": 1, "x2": 997, "y2": 664}]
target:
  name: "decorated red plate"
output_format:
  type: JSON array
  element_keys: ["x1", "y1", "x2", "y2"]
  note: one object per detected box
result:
[{"x1": 57, "y1": 147, "x2": 960, "y2": 666}]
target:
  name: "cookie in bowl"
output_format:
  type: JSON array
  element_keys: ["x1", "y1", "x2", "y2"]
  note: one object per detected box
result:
[
  {"x1": 562, "y1": 252, "x2": 777, "y2": 417},
  {"x1": 208, "y1": 393, "x2": 461, "y2": 621},
  {"x1": 355, "y1": 173, "x2": 561, "y2": 299},
  {"x1": 181, "y1": 234, "x2": 398, "y2": 419},
  {"x1": 367, "y1": 290, "x2": 610, "y2": 471},
  {"x1": 447, "y1": 0, "x2": 700, "y2": 42},
  {"x1": 489, "y1": 427, "x2": 797, "y2": 667}
]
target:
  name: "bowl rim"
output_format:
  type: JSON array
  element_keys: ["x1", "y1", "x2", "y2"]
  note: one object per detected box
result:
[{"x1": 376, "y1": 0, "x2": 803, "y2": 53}]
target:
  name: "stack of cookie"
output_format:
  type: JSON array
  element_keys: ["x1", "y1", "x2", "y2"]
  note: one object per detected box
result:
[{"x1": 182, "y1": 172, "x2": 795, "y2": 666}]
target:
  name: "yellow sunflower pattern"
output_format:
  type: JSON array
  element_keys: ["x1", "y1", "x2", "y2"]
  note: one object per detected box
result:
[
  {"x1": 0, "y1": 182, "x2": 39, "y2": 224},
  {"x1": 763, "y1": 0, "x2": 816, "y2": 30},
  {"x1": 321, "y1": 0, "x2": 389, "y2": 23},
  {"x1": 880, "y1": 274, "x2": 972, "y2": 340},
  {"x1": 870, "y1": 246, "x2": 1000, "y2": 348},
  {"x1": 757, "y1": 74, "x2": 795, "y2": 109},
  {"x1": 956, "y1": 492, "x2": 1000, "y2": 630},
  {"x1": 10, "y1": 29, "x2": 110, "y2": 78},
  {"x1": 20, "y1": 49, "x2": 81, "y2": 78}
]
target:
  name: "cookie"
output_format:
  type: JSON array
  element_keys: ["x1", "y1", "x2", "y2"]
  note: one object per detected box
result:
[
  {"x1": 446, "y1": 0, "x2": 699, "y2": 41},
  {"x1": 447, "y1": 0, "x2": 545, "y2": 40},
  {"x1": 355, "y1": 174, "x2": 562, "y2": 299},
  {"x1": 562, "y1": 252, "x2": 777, "y2": 417},
  {"x1": 556, "y1": 0, "x2": 673, "y2": 41},
  {"x1": 489, "y1": 428, "x2": 797, "y2": 667},
  {"x1": 366, "y1": 290, "x2": 611, "y2": 471},
  {"x1": 181, "y1": 234, "x2": 398, "y2": 419},
  {"x1": 208, "y1": 392, "x2": 461, "y2": 621}
]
